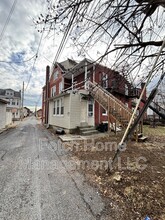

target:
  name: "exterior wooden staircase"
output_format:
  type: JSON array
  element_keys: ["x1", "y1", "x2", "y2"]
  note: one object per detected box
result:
[
  {"x1": 88, "y1": 81, "x2": 134, "y2": 127},
  {"x1": 87, "y1": 81, "x2": 148, "y2": 141}
]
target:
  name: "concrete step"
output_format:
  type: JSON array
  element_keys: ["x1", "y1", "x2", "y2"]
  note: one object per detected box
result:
[
  {"x1": 138, "y1": 136, "x2": 148, "y2": 142},
  {"x1": 79, "y1": 126, "x2": 96, "y2": 132},
  {"x1": 81, "y1": 130, "x2": 99, "y2": 136}
]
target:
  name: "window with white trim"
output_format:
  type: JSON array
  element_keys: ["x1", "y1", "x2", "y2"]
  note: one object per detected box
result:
[
  {"x1": 59, "y1": 81, "x2": 63, "y2": 93},
  {"x1": 54, "y1": 70, "x2": 59, "y2": 80},
  {"x1": 53, "y1": 101, "x2": 56, "y2": 115},
  {"x1": 125, "y1": 84, "x2": 128, "y2": 95},
  {"x1": 102, "y1": 108, "x2": 107, "y2": 115},
  {"x1": 53, "y1": 99, "x2": 64, "y2": 116},
  {"x1": 51, "y1": 86, "x2": 56, "y2": 97},
  {"x1": 61, "y1": 98, "x2": 64, "y2": 115},
  {"x1": 88, "y1": 100, "x2": 94, "y2": 117},
  {"x1": 102, "y1": 72, "x2": 108, "y2": 88},
  {"x1": 57, "y1": 100, "x2": 60, "y2": 115}
]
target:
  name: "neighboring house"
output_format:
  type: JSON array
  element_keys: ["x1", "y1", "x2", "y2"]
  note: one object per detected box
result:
[
  {"x1": 0, "y1": 99, "x2": 8, "y2": 130},
  {"x1": 37, "y1": 109, "x2": 42, "y2": 118},
  {"x1": 42, "y1": 58, "x2": 146, "y2": 133},
  {"x1": 23, "y1": 107, "x2": 31, "y2": 117},
  {"x1": 0, "y1": 89, "x2": 21, "y2": 120}
]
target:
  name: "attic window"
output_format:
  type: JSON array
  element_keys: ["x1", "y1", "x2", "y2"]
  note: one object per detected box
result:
[{"x1": 54, "y1": 70, "x2": 59, "y2": 80}]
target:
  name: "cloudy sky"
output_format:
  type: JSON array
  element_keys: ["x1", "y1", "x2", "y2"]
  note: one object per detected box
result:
[
  {"x1": 0, "y1": 0, "x2": 79, "y2": 110},
  {"x1": 0, "y1": 0, "x2": 108, "y2": 111}
]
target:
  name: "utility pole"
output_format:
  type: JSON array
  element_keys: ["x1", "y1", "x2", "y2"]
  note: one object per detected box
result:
[
  {"x1": 21, "y1": 81, "x2": 24, "y2": 121},
  {"x1": 35, "y1": 102, "x2": 37, "y2": 117}
]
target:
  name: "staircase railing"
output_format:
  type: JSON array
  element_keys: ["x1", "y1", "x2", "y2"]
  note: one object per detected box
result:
[{"x1": 88, "y1": 81, "x2": 134, "y2": 125}]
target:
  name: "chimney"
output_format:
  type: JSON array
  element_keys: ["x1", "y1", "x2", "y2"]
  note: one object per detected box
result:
[{"x1": 45, "y1": 65, "x2": 50, "y2": 124}]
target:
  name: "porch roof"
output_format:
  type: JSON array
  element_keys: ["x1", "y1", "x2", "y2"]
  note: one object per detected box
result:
[
  {"x1": 63, "y1": 58, "x2": 94, "y2": 79},
  {"x1": 48, "y1": 92, "x2": 70, "y2": 101}
]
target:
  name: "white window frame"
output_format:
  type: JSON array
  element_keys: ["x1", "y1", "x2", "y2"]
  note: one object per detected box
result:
[
  {"x1": 88, "y1": 100, "x2": 94, "y2": 117},
  {"x1": 102, "y1": 108, "x2": 108, "y2": 116},
  {"x1": 54, "y1": 70, "x2": 59, "y2": 80},
  {"x1": 102, "y1": 72, "x2": 108, "y2": 89},
  {"x1": 53, "y1": 99, "x2": 64, "y2": 116},
  {"x1": 59, "y1": 81, "x2": 63, "y2": 93},
  {"x1": 53, "y1": 101, "x2": 56, "y2": 115},
  {"x1": 51, "y1": 86, "x2": 56, "y2": 97},
  {"x1": 60, "y1": 98, "x2": 64, "y2": 115}
]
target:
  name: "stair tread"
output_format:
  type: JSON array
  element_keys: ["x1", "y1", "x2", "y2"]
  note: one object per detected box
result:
[{"x1": 79, "y1": 127, "x2": 96, "y2": 131}]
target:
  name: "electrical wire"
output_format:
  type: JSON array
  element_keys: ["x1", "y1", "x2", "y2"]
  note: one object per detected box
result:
[{"x1": 0, "y1": 0, "x2": 18, "y2": 42}]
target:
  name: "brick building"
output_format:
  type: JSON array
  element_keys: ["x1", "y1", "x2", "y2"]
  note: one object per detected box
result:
[{"x1": 42, "y1": 58, "x2": 146, "y2": 133}]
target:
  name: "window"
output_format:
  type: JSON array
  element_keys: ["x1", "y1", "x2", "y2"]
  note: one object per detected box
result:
[
  {"x1": 59, "y1": 81, "x2": 63, "y2": 93},
  {"x1": 54, "y1": 70, "x2": 59, "y2": 80},
  {"x1": 88, "y1": 100, "x2": 94, "y2": 117},
  {"x1": 112, "y1": 79, "x2": 117, "y2": 89},
  {"x1": 102, "y1": 108, "x2": 107, "y2": 115},
  {"x1": 125, "y1": 84, "x2": 128, "y2": 95},
  {"x1": 51, "y1": 86, "x2": 56, "y2": 97},
  {"x1": 17, "y1": 100, "x2": 19, "y2": 105},
  {"x1": 53, "y1": 101, "x2": 56, "y2": 115},
  {"x1": 12, "y1": 101, "x2": 15, "y2": 105},
  {"x1": 53, "y1": 99, "x2": 64, "y2": 116},
  {"x1": 61, "y1": 99, "x2": 64, "y2": 115},
  {"x1": 102, "y1": 72, "x2": 108, "y2": 88},
  {"x1": 57, "y1": 100, "x2": 60, "y2": 115}
]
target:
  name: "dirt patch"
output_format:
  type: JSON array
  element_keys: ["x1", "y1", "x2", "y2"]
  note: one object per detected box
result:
[{"x1": 64, "y1": 127, "x2": 165, "y2": 220}]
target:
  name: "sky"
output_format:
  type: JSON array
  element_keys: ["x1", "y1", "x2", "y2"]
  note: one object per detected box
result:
[
  {"x1": 0, "y1": 0, "x2": 78, "y2": 110},
  {"x1": 0, "y1": 0, "x2": 164, "y2": 111},
  {"x1": 0, "y1": 0, "x2": 107, "y2": 111}
]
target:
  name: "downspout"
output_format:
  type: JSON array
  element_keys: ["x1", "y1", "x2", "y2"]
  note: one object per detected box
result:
[
  {"x1": 45, "y1": 65, "x2": 50, "y2": 125},
  {"x1": 84, "y1": 60, "x2": 87, "y2": 89},
  {"x1": 93, "y1": 63, "x2": 95, "y2": 82}
]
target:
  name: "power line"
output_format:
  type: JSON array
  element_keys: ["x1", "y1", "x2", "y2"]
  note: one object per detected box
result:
[{"x1": 0, "y1": 0, "x2": 18, "y2": 42}]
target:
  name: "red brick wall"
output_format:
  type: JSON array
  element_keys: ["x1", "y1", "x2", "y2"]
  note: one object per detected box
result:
[{"x1": 49, "y1": 66, "x2": 63, "y2": 95}]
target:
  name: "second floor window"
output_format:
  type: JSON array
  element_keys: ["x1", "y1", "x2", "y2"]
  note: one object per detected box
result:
[
  {"x1": 51, "y1": 86, "x2": 56, "y2": 97},
  {"x1": 102, "y1": 72, "x2": 108, "y2": 88},
  {"x1": 125, "y1": 84, "x2": 128, "y2": 96},
  {"x1": 54, "y1": 70, "x2": 59, "y2": 80},
  {"x1": 59, "y1": 81, "x2": 63, "y2": 93}
]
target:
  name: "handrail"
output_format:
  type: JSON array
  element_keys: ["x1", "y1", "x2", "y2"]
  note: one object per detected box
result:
[
  {"x1": 88, "y1": 81, "x2": 132, "y2": 115},
  {"x1": 87, "y1": 81, "x2": 134, "y2": 123}
]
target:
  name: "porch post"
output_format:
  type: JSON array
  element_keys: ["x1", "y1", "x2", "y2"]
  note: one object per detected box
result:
[
  {"x1": 72, "y1": 73, "x2": 74, "y2": 90},
  {"x1": 93, "y1": 63, "x2": 95, "y2": 82}
]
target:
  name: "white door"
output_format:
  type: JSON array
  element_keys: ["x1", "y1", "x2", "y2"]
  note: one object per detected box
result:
[{"x1": 81, "y1": 101, "x2": 87, "y2": 123}]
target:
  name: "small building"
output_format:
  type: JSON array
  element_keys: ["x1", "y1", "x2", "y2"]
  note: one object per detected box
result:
[
  {"x1": 0, "y1": 88, "x2": 21, "y2": 120},
  {"x1": 23, "y1": 107, "x2": 31, "y2": 117},
  {"x1": 0, "y1": 99, "x2": 8, "y2": 130},
  {"x1": 37, "y1": 109, "x2": 42, "y2": 118}
]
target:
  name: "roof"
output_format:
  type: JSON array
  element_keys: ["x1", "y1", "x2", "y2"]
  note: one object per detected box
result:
[
  {"x1": 0, "y1": 89, "x2": 5, "y2": 96},
  {"x1": 56, "y1": 59, "x2": 78, "y2": 72},
  {"x1": 0, "y1": 89, "x2": 21, "y2": 98},
  {"x1": 63, "y1": 58, "x2": 94, "y2": 79},
  {"x1": 0, "y1": 98, "x2": 8, "y2": 104},
  {"x1": 37, "y1": 109, "x2": 42, "y2": 112}
]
